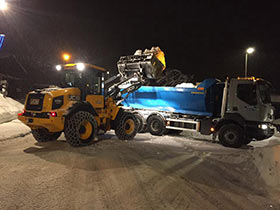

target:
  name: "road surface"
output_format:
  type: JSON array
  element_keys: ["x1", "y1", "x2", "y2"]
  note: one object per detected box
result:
[{"x1": 0, "y1": 132, "x2": 279, "y2": 210}]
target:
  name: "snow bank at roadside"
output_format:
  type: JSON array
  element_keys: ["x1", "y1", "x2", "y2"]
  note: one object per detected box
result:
[
  {"x1": 0, "y1": 119, "x2": 30, "y2": 140},
  {"x1": 0, "y1": 94, "x2": 23, "y2": 124}
]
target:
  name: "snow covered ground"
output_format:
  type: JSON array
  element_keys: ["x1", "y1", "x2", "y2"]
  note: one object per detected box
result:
[{"x1": 0, "y1": 130, "x2": 279, "y2": 209}]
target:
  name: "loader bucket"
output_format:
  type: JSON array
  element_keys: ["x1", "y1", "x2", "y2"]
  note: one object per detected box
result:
[{"x1": 117, "y1": 47, "x2": 166, "y2": 80}]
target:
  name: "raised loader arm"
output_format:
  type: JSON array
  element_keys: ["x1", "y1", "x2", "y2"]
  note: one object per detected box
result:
[{"x1": 105, "y1": 47, "x2": 166, "y2": 104}]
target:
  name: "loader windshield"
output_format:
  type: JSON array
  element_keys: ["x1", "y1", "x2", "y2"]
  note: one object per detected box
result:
[{"x1": 61, "y1": 71, "x2": 83, "y2": 88}]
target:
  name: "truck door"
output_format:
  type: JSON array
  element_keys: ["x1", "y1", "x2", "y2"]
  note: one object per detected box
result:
[{"x1": 228, "y1": 80, "x2": 260, "y2": 121}]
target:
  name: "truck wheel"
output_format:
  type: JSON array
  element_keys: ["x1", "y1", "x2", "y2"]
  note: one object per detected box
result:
[
  {"x1": 114, "y1": 111, "x2": 138, "y2": 140},
  {"x1": 31, "y1": 129, "x2": 62, "y2": 142},
  {"x1": 64, "y1": 111, "x2": 97, "y2": 147},
  {"x1": 134, "y1": 113, "x2": 146, "y2": 133},
  {"x1": 147, "y1": 115, "x2": 166, "y2": 136},
  {"x1": 218, "y1": 124, "x2": 243, "y2": 148}
]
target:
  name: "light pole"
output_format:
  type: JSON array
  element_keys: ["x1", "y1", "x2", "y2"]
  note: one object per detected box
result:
[{"x1": 245, "y1": 47, "x2": 255, "y2": 77}]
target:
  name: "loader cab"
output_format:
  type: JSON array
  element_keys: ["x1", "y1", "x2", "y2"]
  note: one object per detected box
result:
[{"x1": 57, "y1": 63, "x2": 106, "y2": 100}]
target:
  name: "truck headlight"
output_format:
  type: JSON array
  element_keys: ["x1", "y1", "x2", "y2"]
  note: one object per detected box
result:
[
  {"x1": 258, "y1": 124, "x2": 268, "y2": 130},
  {"x1": 52, "y1": 96, "x2": 64, "y2": 109}
]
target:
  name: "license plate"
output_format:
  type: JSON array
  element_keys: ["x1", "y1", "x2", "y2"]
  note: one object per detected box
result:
[{"x1": 30, "y1": 99, "x2": 40, "y2": 105}]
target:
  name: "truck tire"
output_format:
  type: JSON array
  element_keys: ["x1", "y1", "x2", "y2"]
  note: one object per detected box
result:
[
  {"x1": 147, "y1": 115, "x2": 166, "y2": 136},
  {"x1": 218, "y1": 124, "x2": 243, "y2": 148},
  {"x1": 114, "y1": 111, "x2": 138, "y2": 140},
  {"x1": 31, "y1": 129, "x2": 61, "y2": 142},
  {"x1": 64, "y1": 111, "x2": 97, "y2": 147},
  {"x1": 134, "y1": 113, "x2": 146, "y2": 133}
]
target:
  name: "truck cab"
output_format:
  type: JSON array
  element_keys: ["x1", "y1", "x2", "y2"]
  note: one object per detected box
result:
[{"x1": 222, "y1": 77, "x2": 275, "y2": 142}]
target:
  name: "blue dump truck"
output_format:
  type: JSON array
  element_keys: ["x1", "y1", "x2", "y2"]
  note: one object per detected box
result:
[{"x1": 122, "y1": 77, "x2": 275, "y2": 148}]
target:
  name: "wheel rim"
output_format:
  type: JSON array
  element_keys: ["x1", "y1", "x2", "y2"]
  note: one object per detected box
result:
[
  {"x1": 124, "y1": 119, "x2": 135, "y2": 135},
  {"x1": 224, "y1": 130, "x2": 238, "y2": 144},
  {"x1": 79, "y1": 120, "x2": 93, "y2": 140},
  {"x1": 151, "y1": 120, "x2": 160, "y2": 132}
]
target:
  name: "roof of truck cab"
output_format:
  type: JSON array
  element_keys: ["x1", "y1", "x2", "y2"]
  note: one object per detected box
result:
[{"x1": 63, "y1": 63, "x2": 106, "y2": 71}]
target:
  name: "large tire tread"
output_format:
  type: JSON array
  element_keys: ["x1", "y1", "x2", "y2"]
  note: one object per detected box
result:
[
  {"x1": 147, "y1": 115, "x2": 166, "y2": 136},
  {"x1": 134, "y1": 113, "x2": 146, "y2": 133},
  {"x1": 32, "y1": 129, "x2": 61, "y2": 142},
  {"x1": 64, "y1": 111, "x2": 97, "y2": 147},
  {"x1": 114, "y1": 111, "x2": 138, "y2": 140}
]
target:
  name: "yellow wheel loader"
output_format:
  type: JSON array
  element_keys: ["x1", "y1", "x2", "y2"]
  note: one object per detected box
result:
[{"x1": 18, "y1": 47, "x2": 165, "y2": 146}]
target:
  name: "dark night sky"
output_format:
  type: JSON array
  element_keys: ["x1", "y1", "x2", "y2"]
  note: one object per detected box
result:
[{"x1": 1, "y1": 0, "x2": 280, "y2": 88}]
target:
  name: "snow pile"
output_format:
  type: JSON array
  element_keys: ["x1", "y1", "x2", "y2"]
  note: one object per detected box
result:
[
  {"x1": 250, "y1": 138, "x2": 280, "y2": 188},
  {"x1": 175, "y1": 83, "x2": 195, "y2": 88},
  {"x1": 0, "y1": 94, "x2": 23, "y2": 124},
  {"x1": 0, "y1": 119, "x2": 30, "y2": 140}
]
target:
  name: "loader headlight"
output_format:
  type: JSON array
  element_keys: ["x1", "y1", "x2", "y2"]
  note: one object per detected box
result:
[
  {"x1": 258, "y1": 124, "x2": 268, "y2": 130},
  {"x1": 52, "y1": 96, "x2": 64, "y2": 109},
  {"x1": 56, "y1": 65, "x2": 62, "y2": 71},
  {"x1": 76, "y1": 63, "x2": 85, "y2": 71}
]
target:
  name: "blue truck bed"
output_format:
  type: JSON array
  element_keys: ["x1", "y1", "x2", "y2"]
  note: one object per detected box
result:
[{"x1": 122, "y1": 79, "x2": 221, "y2": 117}]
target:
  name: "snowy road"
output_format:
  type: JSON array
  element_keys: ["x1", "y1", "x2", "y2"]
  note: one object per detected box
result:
[{"x1": 0, "y1": 132, "x2": 279, "y2": 210}]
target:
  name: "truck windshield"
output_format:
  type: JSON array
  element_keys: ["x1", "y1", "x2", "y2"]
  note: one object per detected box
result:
[{"x1": 258, "y1": 81, "x2": 271, "y2": 104}]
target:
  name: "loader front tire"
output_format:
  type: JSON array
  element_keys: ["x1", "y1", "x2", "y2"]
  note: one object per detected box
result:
[
  {"x1": 114, "y1": 111, "x2": 138, "y2": 140},
  {"x1": 31, "y1": 129, "x2": 61, "y2": 142},
  {"x1": 64, "y1": 111, "x2": 97, "y2": 147}
]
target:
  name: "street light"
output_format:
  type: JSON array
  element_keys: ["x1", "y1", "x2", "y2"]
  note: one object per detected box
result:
[
  {"x1": 245, "y1": 47, "x2": 255, "y2": 77},
  {"x1": 0, "y1": 0, "x2": 8, "y2": 10}
]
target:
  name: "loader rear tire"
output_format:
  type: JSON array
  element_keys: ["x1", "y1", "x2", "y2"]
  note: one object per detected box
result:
[
  {"x1": 31, "y1": 129, "x2": 61, "y2": 142},
  {"x1": 147, "y1": 115, "x2": 166, "y2": 136},
  {"x1": 218, "y1": 124, "x2": 243, "y2": 148},
  {"x1": 114, "y1": 111, "x2": 138, "y2": 140},
  {"x1": 64, "y1": 111, "x2": 97, "y2": 147}
]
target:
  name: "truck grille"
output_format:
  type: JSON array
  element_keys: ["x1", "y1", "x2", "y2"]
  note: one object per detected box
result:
[{"x1": 26, "y1": 93, "x2": 45, "y2": 111}]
